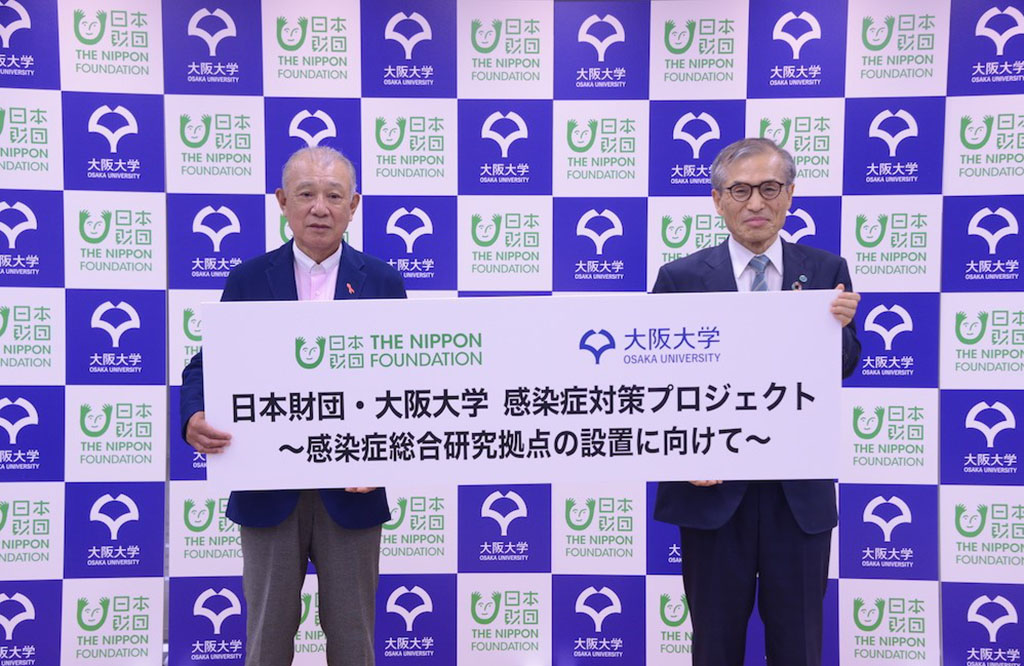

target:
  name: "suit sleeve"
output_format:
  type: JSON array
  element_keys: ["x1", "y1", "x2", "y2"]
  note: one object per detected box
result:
[
  {"x1": 651, "y1": 265, "x2": 679, "y2": 294},
  {"x1": 836, "y1": 257, "x2": 862, "y2": 379},
  {"x1": 179, "y1": 270, "x2": 244, "y2": 438}
]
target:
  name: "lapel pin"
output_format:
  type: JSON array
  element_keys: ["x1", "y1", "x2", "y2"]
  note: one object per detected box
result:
[
  {"x1": 791, "y1": 275, "x2": 807, "y2": 291},
  {"x1": 347, "y1": 282, "x2": 355, "y2": 295}
]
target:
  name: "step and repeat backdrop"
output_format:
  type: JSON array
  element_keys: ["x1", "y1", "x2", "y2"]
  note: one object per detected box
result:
[{"x1": 1, "y1": 0, "x2": 1022, "y2": 664}]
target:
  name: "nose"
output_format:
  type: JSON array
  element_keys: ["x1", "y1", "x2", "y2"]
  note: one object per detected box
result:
[
  {"x1": 745, "y1": 190, "x2": 767, "y2": 210},
  {"x1": 310, "y1": 193, "x2": 329, "y2": 215}
]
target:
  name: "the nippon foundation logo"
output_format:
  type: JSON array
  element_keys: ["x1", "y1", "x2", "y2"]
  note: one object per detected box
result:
[
  {"x1": 0, "y1": 592, "x2": 34, "y2": 639},
  {"x1": 658, "y1": 593, "x2": 688, "y2": 628},
  {"x1": 193, "y1": 588, "x2": 242, "y2": 635},
  {"x1": 965, "y1": 401, "x2": 1016, "y2": 448},
  {"x1": 773, "y1": 11, "x2": 821, "y2": 59},
  {"x1": 480, "y1": 490, "x2": 527, "y2": 537},
  {"x1": 853, "y1": 597, "x2": 886, "y2": 632},
  {"x1": 967, "y1": 595, "x2": 1018, "y2": 642},
  {"x1": 578, "y1": 15, "x2": 625, "y2": 63}
]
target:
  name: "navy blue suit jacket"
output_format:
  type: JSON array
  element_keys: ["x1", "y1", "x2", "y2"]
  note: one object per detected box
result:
[
  {"x1": 180, "y1": 240, "x2": 406, "y2": 529},
  {"x1": 651, "y1": 239, "x2": 860, "y2": 534}
]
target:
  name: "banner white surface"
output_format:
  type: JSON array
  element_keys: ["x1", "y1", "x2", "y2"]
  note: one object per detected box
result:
[{"x1": 202, "y1": 292, "x2": 841, "y2": 490}]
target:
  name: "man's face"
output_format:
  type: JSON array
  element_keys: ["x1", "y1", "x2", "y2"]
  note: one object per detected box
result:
[
  {"x1": 711, "y1": 152, "x2": 794, "y2": 254},
  {"x1": 276, "y1": 157, "x2": 359, "y2": 263}
]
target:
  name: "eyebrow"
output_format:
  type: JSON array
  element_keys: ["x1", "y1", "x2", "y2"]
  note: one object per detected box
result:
[{"x1": 291, "y1": 179, "x2": 346, "y2": 190}]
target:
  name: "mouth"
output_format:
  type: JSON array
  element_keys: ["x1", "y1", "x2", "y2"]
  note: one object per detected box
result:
[{"x1": 743, "y1": 217, "x2": 771, "y2": 228}]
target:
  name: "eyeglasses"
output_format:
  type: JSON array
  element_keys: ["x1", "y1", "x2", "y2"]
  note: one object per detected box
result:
[{"x1": 721, "y1": 180, "x2": 786, "y2": 202}]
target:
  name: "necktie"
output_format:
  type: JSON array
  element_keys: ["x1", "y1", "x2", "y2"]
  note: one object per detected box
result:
[{"x1": 749, "y1": 254, "x2": 770, "y2": 292}]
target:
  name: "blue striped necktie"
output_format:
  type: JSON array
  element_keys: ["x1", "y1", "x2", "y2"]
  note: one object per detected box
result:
[{"x1": 749, "y1": 254, "x2": 770, "y2": 292}]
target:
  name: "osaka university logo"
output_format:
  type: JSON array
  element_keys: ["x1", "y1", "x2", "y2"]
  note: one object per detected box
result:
[
  {"x1": 578, "y1": 15, "x2": 625, "y2": 62},
  {"x1": 89, "y1": 493, "x2": 140, "y2": 539},
  {"x1": 481, "y1": 112, "x2": 528, "y2": 158},
  {"x1": 672, "y1": 112, "x2": 720, "y2": 159},
  {"x1": 385, "y1": 12, "x2": 431, "y2": 60},
  {"x1": 869, "y1": 109, "x2": 918, "y2": 157},
  {"x1": 976, "y1": 7, "x2": 1024, "y2": 56},
  {"x1": 967, "y1": 595, "x2": 1018, "y2": 642},
  {"x1": 579, "y1": 330, "x2": 614, "y2": 365},
  {"x1": 0, "y1": 0, "x2": 31, "y2": 49},
  {"x1": 773, "y1": 12, "x2": 821, "y2": 59},
  {"x1": 187, "y1": 8, "x2": 236, "y2": 56},
  {"x1": 193, "y1": 588, "x2": 241, "y2": 635},
  {"x1": 480, "y1": 490, "x2": 527, "y2": 536},
  {"x1": 864, "y1": 304, "x2": 913, "y2": 351},
  {"x1": 965, "y1": 401, "x2": 1016, "y2": 448},
  {"x1": 386, "y1": 207, "x2": 433, "y2": 253},
  {"x1": 0, "y1": 397, "x2": 38, "y2": 444},
  {"x1": 386, "y1": 586, "x2": 432, "y2": 631},
  {"x1": 0, "y1": 201, "x2": 36, "y2": 249},
  {"x1": 289, "y1": 110, "x2": 337, "y2": 147},
  {"x1": 780, "y1": 208, "x2": 815, "y2": 244},
  {"x1": 0, "y1": 592, "x2": 34, "y2": 639},
  {"x1": 88, "y1": 105, "x2": 139, "y2": 153},
  {"x1": 968, "y1": 207, "x2": 1018, "y2": 254},
  {"x1": 576, "y1": 586, "x2": 621, "y2": 632},
  {"x1": 576, "y1": 209, "x2": 623, "y2": 255},
  {"x1": 91, "y1": 301, "x2": 141, "y2": 348},
  {"x1": 862, "y1": 495, "x2": 913, "y2": 542},
  {"x1": 192, "y1": 205, "x2": 240, "y2": 252}
]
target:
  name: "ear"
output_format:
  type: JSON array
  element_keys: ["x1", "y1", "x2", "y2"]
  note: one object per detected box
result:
[
  {"x1": 349, "y1": 191, "x2": 361, "y2": 214},
  {"x1": 711, "y1": 188, "x2": 724, "y2": 217},
  {"x1": 275, "y1": 188, "x2": 287, "y2": 212}
]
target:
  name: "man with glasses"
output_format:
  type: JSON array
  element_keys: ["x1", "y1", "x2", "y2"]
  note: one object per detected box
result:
[{"x1": 652, "y1": 138, "x2": 861, "y2": 666}]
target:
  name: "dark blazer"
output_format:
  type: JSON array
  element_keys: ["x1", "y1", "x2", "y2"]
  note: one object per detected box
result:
[
  {"x1": 180, "y1": 240, "x2": 407, "y2": 529},
  {"x1": 651, "y1": 239, "x2": 860, "y2": 534}
]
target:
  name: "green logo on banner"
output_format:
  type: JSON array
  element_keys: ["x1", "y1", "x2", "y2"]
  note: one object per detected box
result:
[
  {"x1": 375, "y1": 117, "x2": 407, "y2": 151},
  {"x1": 861, "y1": 16, "x2": 895, "y2": 51},
  {"x1": 661, "y1": 215, "x2": 692, "y2": 249},
  {"x1": 80, "y1": 403, "x2": 113, "y2": 438},
  {"x1": 853, "y1": 598, "x2": 885, "y2": 632},
  {"x1": 276, "y1": 16, "x2": 308, "y2": 51},
  {"x1": 183, "y1": 308, "x2": 202, "y2": 342},
  {"x1": 470, "y1": 591, "x2": 502, "y2": 625},
  {"x1": 565, "y1": 497, "x2": 596, "y2": 531},
  {"x1": 0, "y1": 108, "x2": 6, "y2": 134},
  {"x1": 758, "y1": 117, "x2": 792, "y2": 149},
  {"x1": 960, "y1": 115, "x2": 994, "y2": 150},
  {"x1": 471, "y1": 214, "x2": 502, "y2": 248},
  {"x1": 855, "y1": 214, "x2": 887, "y2": 248},
  {"x1": 663, "y1": 19, "x2": 696, "y2": 54},
  {"x1": 79, "y1": 210, "x2": 112, "y2": 245},
  {"x1": 295, "y1": 336, "x2": 326, "y2": 369},
  {"x1": 184, "y1": 498, "x2": 216, "y2": 533},
  {"x1": 566, "y1": 119, "x2": 598, "y2": 153},
  {"x1": 955, "y1": 503, "x2": 988, "y2": 538},
  {"x1": 76, "y1": 597, "x2": 110, "y2": 632},
  {"x1": 180, "y1": 114, "x2": 212, "y2": 149},
  {"x1": 955, "y1": 311, "x2": 988, "y2": 345},
  {"x1": 659, "y1": 593, "x2": 689, "y2": 627},
  {"x1": 73, "y1": 9, "x2": 107, "y2": 46},
  {"x1": 470, "y1": 19, "x2": 502, "y2": 54},
  {"x1": 0, "y1": 307, "x2": 9, "y2": 338},
  {"x1": 383, "y1": 497, "x2": 407, "y2": 531},
  {"x1": 0, "y1": 501, "x2": 8, "y2": 532},
  {"x1": 852, "y1": 406, "x2": 885, "y2": 440},
  {"x1": 299, "y1": 593, "x2": 314, "y2": 626}
]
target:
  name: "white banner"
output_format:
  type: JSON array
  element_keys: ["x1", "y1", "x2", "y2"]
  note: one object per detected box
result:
[{"x1": 202, "y1": 292, "x2": 841, "y2": 490}]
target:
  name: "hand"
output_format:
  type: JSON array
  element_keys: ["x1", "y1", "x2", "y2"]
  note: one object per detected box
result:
[
  {"x1": 345, "y1": 487, "x2": 377, "y2": 493},
  {"x1": 689, "y1": 480, "x2": 722, "y2": 487},
  {"x1": 831, "y1": 284, "x2": 860, "y2": 327},
  {"x1": 185, "y1": 411, "x2": 231, "y2": 455}
]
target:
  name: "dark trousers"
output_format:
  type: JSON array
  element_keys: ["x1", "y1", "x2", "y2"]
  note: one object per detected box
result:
[{"x1": 679, "y1": 481, "x2": 831, "y2": 666}]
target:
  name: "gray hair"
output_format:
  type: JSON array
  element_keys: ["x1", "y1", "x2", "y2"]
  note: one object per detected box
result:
[
  {"x1": 710, "y1": 138, "x2": 796, "y2": 190},
  {"x1": 281, "y1": 146, "x2": 357, "y2": 194}
]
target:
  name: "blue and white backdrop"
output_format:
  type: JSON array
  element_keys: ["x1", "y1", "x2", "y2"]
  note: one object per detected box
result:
[{"x1": 1, "y1": 1, "x2": 1022, "y2": 664}]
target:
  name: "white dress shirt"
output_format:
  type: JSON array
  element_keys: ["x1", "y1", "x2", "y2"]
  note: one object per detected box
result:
[
  {"x1": 728, "y1": 235, "x2": 784, "y2": 292},
  {"x1": 292, "y1": 243, "x2": 342, "y2": 302}
]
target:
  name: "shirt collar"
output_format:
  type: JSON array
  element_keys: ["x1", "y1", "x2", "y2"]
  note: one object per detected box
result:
[
  {"x1": 292, "y1": 241, "x2": 342, "y2": 273},
  {"x1": 728, "y1": 234, "x2": 782, "y2": 281}
]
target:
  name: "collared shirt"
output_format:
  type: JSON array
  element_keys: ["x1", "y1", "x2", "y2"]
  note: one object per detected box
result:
[
  {"x1": 293, "y1": 243, "x2": 342, "y2": 302},
  {"x1": 728, "y1": 235, "x2": 783, "y2": 292}
]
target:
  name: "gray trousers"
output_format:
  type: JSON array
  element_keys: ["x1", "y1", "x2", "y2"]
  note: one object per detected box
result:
[{"x1": 241, "y1": 490, "x2": 382, "y2": 666}]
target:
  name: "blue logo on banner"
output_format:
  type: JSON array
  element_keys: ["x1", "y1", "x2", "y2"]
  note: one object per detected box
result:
[
  {"x1": 843, "y1": 97, "x2": 945, "y2": 194},
  {"x1": 747, "y1": 1, "x2": 847, "y2": 98},
  {"x1": 362, "y1": 195, "x2": 456, "y2": 291},
  {"x1": 457, "y1": 99, "x2": 552, "y2": 195},
  {"x1": 554, "y1": 2, "x2": 650, "y2": 99},
  {"x1": 845, "y1": 292, "x2": 939, "y2": 388},
  {"x1": 0, "y1": 0, "x2": 59, "y2": 89},
  {"x1": 781, "y1": 196, "x2": 841, "y2": 255},
  {"x1": 942, "y1": 195, "x2": 1023, "y2": 291},
  {"x1": 162, "y1": 1, "x2": 262, "y2": 94},
  {"x1": 64, "y1": 481, "x2": 165, "y2": 578},
  {"x1": 948, "y1": 1, "x2": 1024, "y2": 96},
  {"x1": 168, "y1": 576, "x2": 246, "y2": 663},
  {"x1": 553, "y1": 197, "x2": 646, "y2": 292},
  {"x1": 375, "y1": 574, "x2": 455, "y2": 664},
  {"x1": 360, "y1": 0, "x2": 456, "y2": 98},
  {"x1": 649, "y1": 100, "x2": 744, "y2": 196},
  {"x1": 61, "y1": 91, "x2": 165, "y2": 192},
  {"x1": 942, "y1": 582, "x2": 1024, "y2": 662},
  {"x1": 0, "y1": 579, "x2": 61, "y2": 665},
  {"x1": 457, "y1": 484, "x2": 551, "y2": 573},
  {"x1": 645, "y1": 482, "x2": 681, "y2": 575},
  {"x1": 552, "y1": 574, "x2": 645, "y2": 664},
  {"x1": 839, "y1": 483, "x2": 938, "y2": 580},
  {"x1": 0, "y1": 189, "x2": 63, "y2": 287},
  {"x1": 940, "y1": 389, "x2": 1022, "y2": 486},
  {"x1": 167, "y1": 194, "x2": 265, "y2": 289},
  {"x1": 0, "y1": 385, "x2": 63, "y2": 482},
  {"x1": 65, "y1": 289, "x2": 166, "y2": 385},
  {"x1": 170, "y1": 385, "x2": 206, "y2": 481},
  {"x1": 264, "y1": 98, "x2": 362, "y2": 194}
]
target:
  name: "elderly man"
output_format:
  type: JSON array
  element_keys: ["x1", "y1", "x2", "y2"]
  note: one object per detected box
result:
[
  {"x1": 653, "y1": 138, "x2": 861, "y2": 666},
  {"x1": 180, "y1": 146, "x2": 406, "y2": 665}
]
